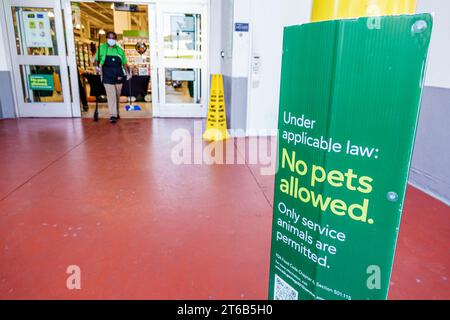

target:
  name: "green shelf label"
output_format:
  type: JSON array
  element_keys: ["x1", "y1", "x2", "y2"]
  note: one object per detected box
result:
[
  {"x1": 269, "y1": 14, "x2": 433, "y2": 300},
  {"x1": 123, "y1": 30, "x2": 149, "y2": 38}
]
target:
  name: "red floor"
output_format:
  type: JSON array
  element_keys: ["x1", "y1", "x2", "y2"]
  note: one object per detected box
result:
[{"x1": 0, "y1": 118, "x2": 448, "y2": 300}]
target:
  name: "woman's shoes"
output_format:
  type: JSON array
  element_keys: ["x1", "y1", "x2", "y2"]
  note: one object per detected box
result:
[{"x1": 110, "y1": 116, "x2": 117, "y2": 124}]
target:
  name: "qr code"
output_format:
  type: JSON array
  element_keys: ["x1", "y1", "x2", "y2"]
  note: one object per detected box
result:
[{"x1": 274, "y1": 275, "x2": 298, "y2": 300}]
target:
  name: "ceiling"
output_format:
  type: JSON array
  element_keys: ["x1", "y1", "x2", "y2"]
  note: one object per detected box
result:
[{"x1": 75, "y1": 2, "x2": 148, "y2": 30}]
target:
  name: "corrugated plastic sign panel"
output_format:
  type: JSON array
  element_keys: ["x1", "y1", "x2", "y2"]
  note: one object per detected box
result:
[{"x1": 269, "y1": 14, "x2": 433, "y2": 300}]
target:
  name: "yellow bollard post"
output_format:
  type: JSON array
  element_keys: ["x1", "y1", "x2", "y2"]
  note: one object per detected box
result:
[
  {"x1": 203, "y1": 74, "x2": 229, "y2": 142},
  {"x1": 311, "y1": 0, "x2": 417, "y2": 22}
]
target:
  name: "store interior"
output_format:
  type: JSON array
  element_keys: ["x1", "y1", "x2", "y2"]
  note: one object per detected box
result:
[{"x1": 73, "y1": 2, "x2": 152, "y2": 119}]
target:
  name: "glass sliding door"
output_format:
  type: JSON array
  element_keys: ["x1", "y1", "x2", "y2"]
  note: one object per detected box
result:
[
  {"x1": 153, "y1": 2, "x2": 207, "y2": 118},
  {"x1": 4, "y1": 0, "x2": 72, "y2": 117}
]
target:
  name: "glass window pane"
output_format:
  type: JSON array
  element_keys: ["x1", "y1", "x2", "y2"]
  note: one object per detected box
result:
[
  {"x1": 163, "y1": 13, "x2": 201, "y2": 59},
  {"x1": 165, "y1": 68, "x2": 201, "y2": 104},
  {"x1": 11, "y1": 7, "x2": 58, "y2": 55},
  {"x1": 20, "y1": 65, "x2": 64, "y2": 103}
]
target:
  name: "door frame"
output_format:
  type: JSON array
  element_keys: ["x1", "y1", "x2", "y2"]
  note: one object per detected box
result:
[
  {"x1": 3, "y1": 0, "x2": 73, "y2": 117},
  {"x1": 61, "y1": 0, "x2": 80, "y2": 117}
]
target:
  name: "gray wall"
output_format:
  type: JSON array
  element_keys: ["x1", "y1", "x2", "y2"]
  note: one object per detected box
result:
[
  {"x1": 0, "y1": 71, "x2": 15, "y2": 119},
  {"x1": 410, "y1": 86, "x2": 450, "y2": 205},
  {"x1": 223, "y1": 75, "x2": 248, "y2": 131},
  {"x1": 219, "y1": 0, "x2": 250, "y2": 133}
]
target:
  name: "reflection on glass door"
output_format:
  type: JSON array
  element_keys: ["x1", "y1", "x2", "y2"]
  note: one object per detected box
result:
[
  {"x1": 155, "y1": 3, "x2": 207, "y2": 118},
  {"x1": 163, "y1": 13, "x2": 201, "y2": 60},
  {"x1": 165, "y1": 68, "x2": 201, "y2": 104},
  {"x1": 4, "y1": 0, "x2": 72, "y2": 117}
]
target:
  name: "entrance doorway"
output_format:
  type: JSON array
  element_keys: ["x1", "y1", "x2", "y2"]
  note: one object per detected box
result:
[
  {"x1": 2, "y1": 0, "x2": 208, "y2": 118},
  {"x1": 69, "y1": 2, "x2": 153, "y2": 119}
]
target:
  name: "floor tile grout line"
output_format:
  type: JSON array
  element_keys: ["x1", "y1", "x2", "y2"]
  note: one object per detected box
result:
[
  {"x1": 246, "y1": 162, "x2": 273, "y2": 209},
  {"x1": 233, "y1": 138, "x2": 273, "y2": 209},
  {"x1": 0, "y1": 132, "x2": 95, "y2": 204}
]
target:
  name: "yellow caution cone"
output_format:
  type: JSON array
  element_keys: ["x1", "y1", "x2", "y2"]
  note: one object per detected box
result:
[{"x1": 203, "y1": 74, "x2": 229, "y2": 141}]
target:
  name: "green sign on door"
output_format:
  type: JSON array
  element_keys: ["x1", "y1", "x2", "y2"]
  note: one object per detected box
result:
[
  {"x1": 269, "y1": 14, "x2": 432, "y2": 300},
  {"x1": 28, "y1": 74, "x2": 54, "y2": 91}
]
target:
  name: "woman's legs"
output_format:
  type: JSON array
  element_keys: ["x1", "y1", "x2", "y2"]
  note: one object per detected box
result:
[
  {"x1": 115, "y1": 84, "x2": 123, "y2": 118},
  {"x1": 104, "y1": 83, "x2": 118, "y2": 118}
]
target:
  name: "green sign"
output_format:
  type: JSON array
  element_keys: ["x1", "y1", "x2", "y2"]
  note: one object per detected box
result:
[
  {"x1": 269, "y1": 14, "x2": 432, "y2": 300},
  {"x1": 28, "y1": 74, "x2": 54, "y2": 91}
]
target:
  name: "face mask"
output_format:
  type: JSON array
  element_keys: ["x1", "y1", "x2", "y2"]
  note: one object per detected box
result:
[{"x1": 107, "y1": 39, "x2": 116, "y2": 46}]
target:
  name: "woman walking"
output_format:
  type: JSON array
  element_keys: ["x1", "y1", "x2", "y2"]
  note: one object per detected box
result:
[{"x1": 95, "y1": 32, "x2": 131, "y2": 123}]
